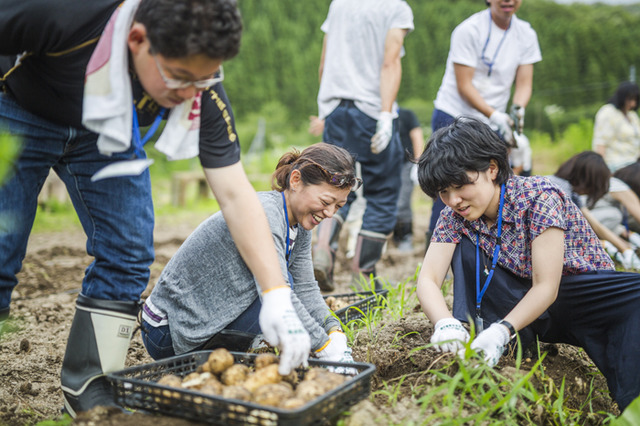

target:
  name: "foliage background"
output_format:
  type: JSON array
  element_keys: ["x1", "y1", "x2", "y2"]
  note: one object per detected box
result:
[{"x1": 223, "y1": 0, "x2": 640, "y2": 148}]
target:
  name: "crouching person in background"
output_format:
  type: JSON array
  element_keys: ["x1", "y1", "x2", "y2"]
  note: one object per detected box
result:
[{"x1": 415, "y1": 117, "x2": 640, "y2": 410}]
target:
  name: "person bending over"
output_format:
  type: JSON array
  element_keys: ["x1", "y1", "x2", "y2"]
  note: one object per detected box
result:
[{"x1": 142, "y1": 143, "x2": 360, "y2": 368}]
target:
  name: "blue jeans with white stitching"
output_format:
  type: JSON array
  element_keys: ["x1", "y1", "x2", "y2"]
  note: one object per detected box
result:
[{"x1": 0, "y1": 93, "x2": 154, "y2": 309}]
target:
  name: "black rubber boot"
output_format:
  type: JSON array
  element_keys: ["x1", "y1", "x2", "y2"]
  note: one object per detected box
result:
[
  {"x1": 393, "y1": 221, "x2": 413, "y2": 252},
  {"x1": 352, "y1": 231, "x2": 388, "y2": 291},
  {"x1": 61, "y1": 294, "x2": 139, "y2": 418},
  {"x1": 313, "y1": 216, "x2": 344, "y2": 291},
  {"x1": 0, "y1": 306, "x2": 9, "y2": 334}
]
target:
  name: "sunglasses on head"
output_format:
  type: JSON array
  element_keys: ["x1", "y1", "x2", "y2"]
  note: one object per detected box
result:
[{"x1": 303, "y1": 160, "x2": 362, "y2": 192}]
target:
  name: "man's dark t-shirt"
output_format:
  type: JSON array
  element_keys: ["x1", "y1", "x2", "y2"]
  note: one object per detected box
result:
[{"x1": 0, "y1": 0, "x2": 239, "y2": 168}]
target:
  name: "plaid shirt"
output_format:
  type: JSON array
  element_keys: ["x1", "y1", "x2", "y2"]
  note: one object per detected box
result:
[{"x1": 433, "y1": 175, "x2": 615, "y2": 278}]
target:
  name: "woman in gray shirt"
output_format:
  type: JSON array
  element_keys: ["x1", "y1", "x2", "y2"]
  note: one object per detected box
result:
[{"x1": 141, "y1": 143, "x2": 361, "y2": 367}]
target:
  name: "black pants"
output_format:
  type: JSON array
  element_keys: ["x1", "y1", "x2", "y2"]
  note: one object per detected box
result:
[{"x1": 451, "y1": 236, "x2": 640, "y2": 410}]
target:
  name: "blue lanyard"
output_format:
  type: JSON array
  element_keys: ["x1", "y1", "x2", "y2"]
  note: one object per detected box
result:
[
  {"x1": 281, "y1": 191, "x2": 292, "y2": 263},
  {"x1": 481, "y1": 11, "x2": 511, "y2": 77},
  {"x1": 475, "y1": 183, "x2": 506, "y2": 332},
  {"x1": 131, "y1": 105, "x2": 165, "y2": 158}
]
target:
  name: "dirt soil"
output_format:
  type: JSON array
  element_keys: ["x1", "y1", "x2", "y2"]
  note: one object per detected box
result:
[{"x1": 0, "y1": 201, "x2": 620, "y2": 425}]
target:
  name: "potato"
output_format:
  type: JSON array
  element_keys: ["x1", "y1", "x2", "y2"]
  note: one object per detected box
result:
[
  {"x1": 324, "y1": 296, "x2": 336, "y2": 310},
  {"x1": 154, "y1": 374, "x2": 182, "y2": 403},
  {"x1": 206, "y1": 348, "x2": 235, "y2": 374},
  {"x1": 253, "y1": 383, "x2": 294, "y2": 407},
  {"x1": 254, "y1": 353, "x2": 278, "y2": 370},
  {"x1": 221, "y1": 363, "x2": 250, "y2": 386},
  {"x1": 182, "y1": 371, "x2": 214, "y2": 389},
  {"x1": 281, "y1": 397, "x2": 307, "y2": 410},
  {"x1": 303, "y1": 367, "x2": 329, "y2": 382},
  {"x1": 222, "y1": 385, "x2": 252, "y2": 401},
  {"x1": 157, "y1": 374, "x2": 182, "y2": 388},
  {"x1": 295, "y1": 380, "x2": 325, "y2": 402},
  {"x1": 199, "y1": 382, "x2": 223, "y2": 396},
  {"x1": 281, "y1": 370, "x2": 299, "y2": 387},
  {"x1": 242, "y1": 364, "x2": 282, "y2": 393}
]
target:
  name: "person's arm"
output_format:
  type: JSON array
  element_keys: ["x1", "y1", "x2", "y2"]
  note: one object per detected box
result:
[
  {"x1": 204, "y1": 163, "x2": 285, "y2": 292},
  {"x1": 581, "y1": 206, "x2": 631, "y2": 252},
  {"x1": 416, "y1": 242, "x2": 458, "y2": 324},
  {"x1": 454, "y1": 64, "x2": 494, "y2": 118},
  {"x1": 501, "y1": 227, "x2": 564, "y2": 331},
  {"x1": 379, "y1": 28, "x2": 407, "y2": 113},
  {"x1": 466, "y1": 227, "x2": 564, "y2": 366},
  {"x1": 318, "y1": 35, "x2": 327, "y2": 83},
  {"x1": 409, "y1": 125, "x2": 424, "y2": 161},
  {"x1": 610, "y1": 189, "x2": 640, "y2": 235},
  {"x1": 511, "y1": 64, "x2": 534, "y2": 109},
  {"x1": 204, "y1": 163, "x2": 311, "y2": 374}
]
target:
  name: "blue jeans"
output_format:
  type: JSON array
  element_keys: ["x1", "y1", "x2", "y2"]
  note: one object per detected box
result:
[
  {"x1": 0, "y1": 93, "x2": 154, "y2": 309},
  {"x1": 323, "y1": 100, "x2": 402, "y2": 234},
  {"x1": 141, "y1": 297, "x2": 263, "y2": 360}
]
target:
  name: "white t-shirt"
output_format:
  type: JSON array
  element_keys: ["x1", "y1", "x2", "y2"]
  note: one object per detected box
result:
[
  {"x1": 433, "y1": 9, "x2": 542, "y2": 124},
  {"x1": 317, "y1": 0, "x2": 414, "y2": 120}
]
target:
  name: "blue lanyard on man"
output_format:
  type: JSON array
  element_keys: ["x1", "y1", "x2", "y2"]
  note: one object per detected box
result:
[
  {"x1": 475, "y1": 183, "x2": 506, "y2": 333},
  {"x1": 131, "y1": 104, "x2": 166, "y2": 157},
  {"x1": 481, "y1": 11, "x2": 511, "y2": 77}
]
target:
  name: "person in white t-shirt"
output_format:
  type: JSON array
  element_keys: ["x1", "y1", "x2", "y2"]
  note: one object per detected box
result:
[
  {"x1": 426, "y1": 0, "x2": 542, "y2": 251},
  {"x1": 312, "y1": 0, "x2": 414, "y2": 291}
]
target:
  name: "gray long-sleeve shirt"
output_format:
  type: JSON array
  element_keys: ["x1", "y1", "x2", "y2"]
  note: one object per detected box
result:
[{"x1": 147, "y1": 190, "x2": 338, "y2": 354}]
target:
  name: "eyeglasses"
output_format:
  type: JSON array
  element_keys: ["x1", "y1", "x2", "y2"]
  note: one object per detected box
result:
[
  {"x1": 153, "y1": 56, "x2": 224, "y2": 90},
  {"x1": 303, "y1": 160, "x2": 362, "y2": 192}
]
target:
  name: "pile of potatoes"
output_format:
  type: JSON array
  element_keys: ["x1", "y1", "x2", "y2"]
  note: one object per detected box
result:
[
  {"x1": 154, "y1": 348, "x2": 348, "y2": 410},
  {"x1": 324, "y1": 296, "x2": 349, "y2": 312}
]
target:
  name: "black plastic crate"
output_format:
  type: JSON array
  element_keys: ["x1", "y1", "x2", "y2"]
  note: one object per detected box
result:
[
  {"x1": 323, "y1": 289, "x2": 388, "y2": 323},
  {"x1": 107, "y1": 351, "x2": 376, "y2": 425}
]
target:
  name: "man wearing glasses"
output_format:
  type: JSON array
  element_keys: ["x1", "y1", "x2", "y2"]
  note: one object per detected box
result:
[
  {"x1": 0, "y1": 0, "x2": 310, "y2": 417},
  {"x1": 425, "y1": 0, "x2": 541, "y2": 251}
]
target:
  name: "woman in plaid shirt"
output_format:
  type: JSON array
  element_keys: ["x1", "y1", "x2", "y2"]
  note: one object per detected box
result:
[{"x1": 415, "y1": 117, "x2": 640, "y2": 410}]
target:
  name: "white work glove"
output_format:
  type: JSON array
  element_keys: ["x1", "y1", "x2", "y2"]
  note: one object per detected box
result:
[
  {"x1": 510, "y1": 104, "x2": 525, "y2": 134},
  {"x1": 459, "y1": 322, "x2": 510, "y2": 367},
  {"x1": 371, "y1": 111, "x2": 393, "y2": 154},
  {"x1": 616, "y1": 249, "x2": 640, "y2": 270},
  {"x1": 410, "y1": 163, "x2": 419, "y2": 185},
  {"x1": 489, "y1": 110, "x2": 514, "y2": 145},
  {"x1": 259, "y1": 286, "x2": 311, "y2": 375},
  {"x1": 603, "y1": 240, "x2": 619, "y2": 259},
  {"x1": 628, "y1": 232, "x2": 640, "y2": 250},
  {"x1": 316, "y1": 331, "x2": 357, "y2": 375},
  {"x1": 431, "y1": 318, "x2": 470, "y2": 353}
]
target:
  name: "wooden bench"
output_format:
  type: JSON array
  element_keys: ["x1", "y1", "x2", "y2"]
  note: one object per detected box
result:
[{"x1": 171, "y1": 171, "x2": 210, "y2": 207}]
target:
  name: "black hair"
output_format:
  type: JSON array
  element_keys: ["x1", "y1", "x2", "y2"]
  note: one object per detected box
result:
[
  {"x1": 272, "y1": 143, "x2": 356, "y2": 192},
  {"x1": 135, "y1": 0, "x2": 242, "y2": 60},
  {"x1": 608, "y1": 81, "x2": 640, "y2": 111},
  {"x1": 554, "y1": 151, "x2": 610, "y2": 208},
  {"x1": 417, "y1": 117, "x2": 513, "y2": 199},
  {"x1": 614, "y1": 160, "x2": 640, "y2": 198}
]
